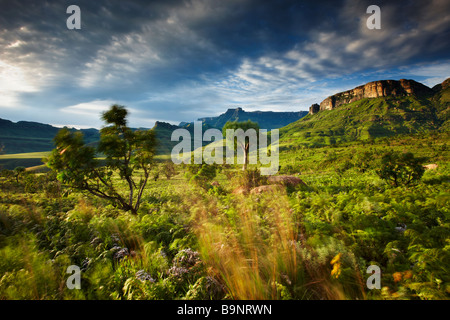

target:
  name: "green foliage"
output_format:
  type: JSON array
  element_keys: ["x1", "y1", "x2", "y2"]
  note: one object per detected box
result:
[
  {"x1": 190, "y1": 163, "x2": 217, "y2": 190},
  {"x1": 376, "y1": 152, "x2": 425, "y2": 187},
  {"x1": 46, "y1": 105, "x2": 157, "y2": 214},
  {"x1": 162, "y1": 161, "x2": 177, "y2": 179},
  {"x1": 232, "y1": 168, "x2": 268, "y2": 190},
  {"x1": 0, "y1": 129, "x2": 448, "y2": 300},
  {"x1": 13, "y1": 166, "x2": 26, "y2": 182}
]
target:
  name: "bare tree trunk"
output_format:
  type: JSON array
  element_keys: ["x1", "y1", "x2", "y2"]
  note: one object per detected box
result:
[{"x1": 242, "y1": 143, "x2": 249, "y2": 171}]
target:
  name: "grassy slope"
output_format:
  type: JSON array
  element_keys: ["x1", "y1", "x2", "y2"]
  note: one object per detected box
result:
[
  {"x1": 0, "y1": 152, "x2": 50, "y2": 170},
  {"x1": 279, "y1": 95, "x2": 442, "y2": 148},
  {"x1": 431, "y1": 86, "x2": 450, "y2": 129}
]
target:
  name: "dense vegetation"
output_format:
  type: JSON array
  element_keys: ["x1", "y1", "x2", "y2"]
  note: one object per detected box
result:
[{"x1": 1, "y1": 130, "x2": 448, "y2": 300}]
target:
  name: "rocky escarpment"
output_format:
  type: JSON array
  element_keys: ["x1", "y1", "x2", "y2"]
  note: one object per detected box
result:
[
  {"x1": 308, "y1": 103, "x2": 320, "y2": 115},
  {"x1": 310, "y1": 79, "x2": 435, "y2": 114}
]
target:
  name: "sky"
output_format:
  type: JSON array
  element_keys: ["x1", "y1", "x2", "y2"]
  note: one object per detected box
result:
[{"x1": 0, "y1": 0, "x2": 449, "y2": 129}]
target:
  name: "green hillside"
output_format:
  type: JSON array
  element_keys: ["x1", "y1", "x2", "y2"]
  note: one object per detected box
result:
[
  {"x1": 280, "y1": 93, "x2": 446, "y2": 149},
  {"x1": 152, "y1": 121, "x2": 182, "y2": 155},
  {"x1": 0, "y1": 118, "x2": 100, "y2": 154},
  {"x1": 431, "y1": 83, "x2": 450, "y2": 129},
  {"x1": 0, "y1": 151, "x2": 50, "y2": 170}
]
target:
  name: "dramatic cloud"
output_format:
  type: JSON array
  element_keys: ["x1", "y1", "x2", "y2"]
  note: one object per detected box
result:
[{"x1": 0, "y1": 0, "x2": 449, "y2": 128}]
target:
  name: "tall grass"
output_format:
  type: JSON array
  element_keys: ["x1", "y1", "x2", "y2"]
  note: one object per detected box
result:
[{"x1": 190, "y1": 186, "x2": 355, "y2": 299}]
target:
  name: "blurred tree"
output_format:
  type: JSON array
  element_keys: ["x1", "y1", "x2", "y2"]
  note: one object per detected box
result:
[{"x1": 46, "y1": 105, "x2": 157, "y2": 214}]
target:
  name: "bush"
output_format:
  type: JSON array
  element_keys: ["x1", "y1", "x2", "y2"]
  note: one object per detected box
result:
[
  {"x1": 233, "y1": 168, "x2": 268, "y2": 190},
  {"x1": 190, "y1": 164, "x2": 217, "y2": 189},
  {"x1": 162, "y1": 161, "x2": 177, "y2": 179},
  {"x1": 376, "y1": 152, "x2": 425, "y2": 187}
]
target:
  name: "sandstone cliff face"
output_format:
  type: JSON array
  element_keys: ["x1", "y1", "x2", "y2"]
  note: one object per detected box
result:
[
  {"x1": 316, "y1": 79, "x2": 434, "y2": 112},
  {"x1": 308, "y1": 103, "x2": 320, "y2": 115}
]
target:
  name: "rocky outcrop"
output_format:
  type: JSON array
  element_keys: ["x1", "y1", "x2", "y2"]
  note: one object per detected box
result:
[
  {"x1": 423, "y1": 164, "x2": 438, "y2": 170},
  {"x1": 309, "y1": 103, "x2": 320, "y2": 115},
  {"x1": 153, "y1": 121, "x2": 180, "y2": 130},
  {"x1": 318, "y1": 79, "x2": 434, "y2": 111},
  {"x1": 267, "y1": 175, "x2": 306, "y2": 187},
  {"x1": 232, "y1": 186, "x2": 249, "y2": 195}
]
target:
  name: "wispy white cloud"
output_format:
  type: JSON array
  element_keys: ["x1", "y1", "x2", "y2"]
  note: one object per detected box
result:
[
  {"x1": 61, "y1": 100, "x2": 117, "y2": 116},
  {"x1": 0, "y1": 0, "x2": 448, "y2": 127},
  {"x1": 0, "y1": 60, "x2": 39, "y2": 108}
]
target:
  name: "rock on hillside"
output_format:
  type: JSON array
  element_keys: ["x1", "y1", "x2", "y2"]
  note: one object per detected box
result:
[
  {"x1": 250, "y1": 185, "x2": 285, "y2": 194},
  {"x1": 267, "y1": 175, "x2": 306, "y2": 187}
]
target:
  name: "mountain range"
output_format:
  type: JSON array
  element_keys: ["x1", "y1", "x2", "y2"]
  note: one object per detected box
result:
[
  {"x1": 0, "y1": 77, "x2": 448, "y2": 169},
  {"x1": 280, "y1": 78, "x2": 449, "y2": 148},
  {"x1": 180, "y1": 107, "x2": 308, "y2": 130},
  {"x1": 0, "y1": 107, "x2": 309, "y2": 156}
]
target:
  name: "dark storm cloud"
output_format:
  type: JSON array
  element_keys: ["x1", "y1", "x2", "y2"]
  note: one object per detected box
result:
[{"x1": 0, "y1": 0, "x2": 449, "y2": 127}]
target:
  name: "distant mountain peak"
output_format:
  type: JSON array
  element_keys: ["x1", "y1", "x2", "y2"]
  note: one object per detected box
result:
[
  {"x1": 182, "y1": 107, "x2": 308, "y2": 130},
  {"x1": 153, "y1": 121, "x2": 179, "y2": 130}
]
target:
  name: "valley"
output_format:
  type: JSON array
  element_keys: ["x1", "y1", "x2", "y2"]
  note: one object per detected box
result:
[{"x1": 0, "y1": 77, "x2": 449, "y2": 301}]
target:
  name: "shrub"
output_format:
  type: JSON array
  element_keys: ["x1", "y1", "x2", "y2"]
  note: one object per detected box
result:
[
  {"x1": 162, "y1": 161, "x2": 177, "y2": 179},
  {"x1": 233, "y1": 168, "x2": 268, "y2": 190},
  {"x1": 190, "y1": 164, "x2": 217, "y2": 189},
  {"x1": 376, "y1": 152, "x2": 425, "y2": 187}
]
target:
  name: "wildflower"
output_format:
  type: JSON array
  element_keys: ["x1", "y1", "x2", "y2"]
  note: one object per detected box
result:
[
  {"x1": 330, "y1": 253, "x2": 342, "y2": 265},
  {"x1": 330, "y1": 253, "x2": 342, "y2": 279},
  {"x1": 403, "y1": 270, "x2": 413, "y2": 280},
  {"x1": 393, "y1": 272, "x2": 402, "y2": 283},
  {"x1": 135, "y1": 270, "x2": 155, "y2": 282},
  {"x1": 331, "y1": 262, "x2": 342, "y2": 279}
]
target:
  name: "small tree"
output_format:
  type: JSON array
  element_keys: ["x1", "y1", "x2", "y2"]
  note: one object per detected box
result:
[
  {"x1": 163, "y1": 161, "x2": 177, "y2": 179},
  {"x1": 376, "y1": 151, "x2": 425, "y2": 187},
  {"x1": 13, "y1": 166, "x2": 26, "y2": 183},
  {"x1": 222, "y1": 120, "x2": 260, "y2": 171},
  {"x1": 46, "y1": 105, "x2": 156, "y2": 214}
]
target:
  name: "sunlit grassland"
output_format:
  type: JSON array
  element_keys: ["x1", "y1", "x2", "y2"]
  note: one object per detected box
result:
[
  {"x1": 0, "y1": 151, "x2": 50, "y2": 159},
  {"x1": 0, "y1": 129, "x2": 449, "y2": 300}
]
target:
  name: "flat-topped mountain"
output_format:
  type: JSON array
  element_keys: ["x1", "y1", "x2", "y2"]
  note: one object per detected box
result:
[
  {"x1": 283, "y1": 77, "x2": 449, "y2": 148},
  {"x1": 310, "y1": 79, "x2": 435, "y2": 114},
  {"x1": 181, "y1": 107, "x2": 308, "y2": 130}
]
